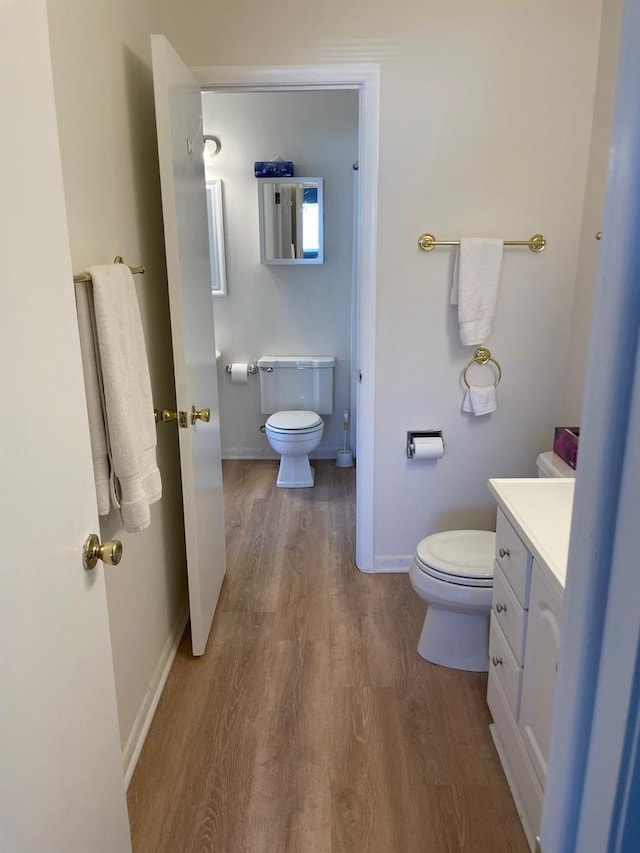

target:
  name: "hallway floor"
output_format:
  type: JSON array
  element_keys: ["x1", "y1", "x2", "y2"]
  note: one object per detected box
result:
[{"x1": 127, "y1": 461, "x2": 528, "y2": 852}]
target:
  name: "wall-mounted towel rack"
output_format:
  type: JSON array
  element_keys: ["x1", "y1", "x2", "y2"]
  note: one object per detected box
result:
[
  {"x1": 418, "y1": 233, "x2": 546, "y2": 253},
  {"x1": 73, "y1": 255, "x2": 145, "y2": 284},
  {"x1": 462, "y1": 347, "x2": 502, "y2": 388}
]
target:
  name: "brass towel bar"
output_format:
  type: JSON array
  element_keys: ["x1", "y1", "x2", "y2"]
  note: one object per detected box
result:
[
  {"x1": 73, "y1": 255, "x2": 145, "y2": 284},
  {"x1": 418, "y1": 233, "x2": 546, "y2": 253}
]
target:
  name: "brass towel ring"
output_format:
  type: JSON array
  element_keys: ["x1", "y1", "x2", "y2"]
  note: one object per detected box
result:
[{"x1": 463, "y1": 347, "x2": 502, "y2": 389}]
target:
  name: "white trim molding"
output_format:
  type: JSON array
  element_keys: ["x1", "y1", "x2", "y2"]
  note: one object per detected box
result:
[
  {"x1": 193, "y1": 63, "x2": 380, "y2": 573},
  {"x1": 123, "y1": 606, "x2": 189, "y2": 788},
  {"x1": 369, "y1": 555, "x2": 413, "y2": 574}
]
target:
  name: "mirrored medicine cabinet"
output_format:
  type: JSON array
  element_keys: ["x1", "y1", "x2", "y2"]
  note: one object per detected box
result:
[{"x1": 258, "y1": 177, "x2": 324, "y2": 265}]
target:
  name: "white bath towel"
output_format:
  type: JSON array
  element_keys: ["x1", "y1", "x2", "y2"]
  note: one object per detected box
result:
[
  {"x1": 78, "y1": 263, "x2": 161, "y2": 532},
  {"x1": 451, "y1": 238, "x2": 504, "y2": 345},
  {"x1": 463, "y1": 383, "x2": 498, "y2": 416}
]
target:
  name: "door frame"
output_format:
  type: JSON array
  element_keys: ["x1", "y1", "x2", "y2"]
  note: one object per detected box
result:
[
  {"x1": 541, "y1": 0, "x2": 640, "y2": 847},
  {"x1": 193, "y1": 63, "x2": 380, "y2": 572}
]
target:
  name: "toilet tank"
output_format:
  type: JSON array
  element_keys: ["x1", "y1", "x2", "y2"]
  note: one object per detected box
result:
[
  {"x1": 536, "y1": 451, "x2": 577, "y2": 479},
  {"x1": 258, "y1": 356, "x2": 335, "y2": 414}
]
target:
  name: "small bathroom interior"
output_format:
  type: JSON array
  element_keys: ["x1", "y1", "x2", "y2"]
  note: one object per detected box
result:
[
  {"x1": 132, "y1": 26, "x2": 615, "y2": 849},
  {"x1": 201, "y1": 87, "x2": 359, "y2": 476},
  {"x1": 34, "y1": 0, "x2": 630, "y2": 849},
  {"x1": 138, "y1": 66, "x2": 602, "y2": 849}
]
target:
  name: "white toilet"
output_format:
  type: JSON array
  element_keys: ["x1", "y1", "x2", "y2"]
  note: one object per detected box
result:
[
  {"x1": 409, "y1": 450, "x2": 576, "y2": 671},
  {"x1": 258, "y1": 356, "x2": 335, "y2": 488}
]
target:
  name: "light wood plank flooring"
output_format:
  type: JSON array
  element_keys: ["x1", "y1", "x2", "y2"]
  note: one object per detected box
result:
[{"x1": 127, "y1": 460, "x2": 528, "y2": 852}]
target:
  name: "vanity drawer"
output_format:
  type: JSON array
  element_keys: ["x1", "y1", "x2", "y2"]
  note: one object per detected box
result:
[
  {"x1": 492, "y1": 562, "x2": 528, "y2": 665},
  {"x1": 496, "y1": 509, "x2": 533, "y2": 607},
  {"x1": 489, "y1": 614, "x2": 523, "y2": 720}
]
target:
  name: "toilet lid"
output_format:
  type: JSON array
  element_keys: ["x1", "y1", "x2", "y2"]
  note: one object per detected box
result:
[
  {"x1": 415, "y1": 530, "x2": 495, "y2": 585},
  {"x1": 266, "y1": 411, "x2": 322, "y2": 431}
]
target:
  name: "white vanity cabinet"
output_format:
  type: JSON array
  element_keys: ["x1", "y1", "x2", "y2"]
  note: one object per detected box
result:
[
  {"x1": 487, "y1": 506, "x2": 566, "y2": 850},
  {"x1": 519, "y1": 561, "x2": 562, "y2": 788}
]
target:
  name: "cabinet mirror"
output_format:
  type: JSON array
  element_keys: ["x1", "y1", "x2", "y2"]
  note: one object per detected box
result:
[
  {"x1": 205, "y1": 178, "x2": 227, "y2": 296},
  {"x1": 258, "y1": 178, "x2": 323, "y2": 265}
]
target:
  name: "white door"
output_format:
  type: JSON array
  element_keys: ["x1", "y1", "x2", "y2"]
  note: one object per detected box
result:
[
  {"x1": 0, "y1": 3, "x2": 130, "y2": 851},
  {"x1": 151, "y1": 35, "x2": 227, "y2": 656}
]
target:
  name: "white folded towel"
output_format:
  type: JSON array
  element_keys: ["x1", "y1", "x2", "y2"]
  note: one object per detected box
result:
[
  {"x1": 451, "y1": 238, "x2": 504, "y2": 345},
  {"x1": 463, "y1": 383, "x2": 498, "y2": 416},
  {"x1": 77, "y1": 263, "x2": 161, "y2": 532}
]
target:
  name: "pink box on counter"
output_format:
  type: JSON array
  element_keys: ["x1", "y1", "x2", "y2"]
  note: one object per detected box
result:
[{"x1": 553, "y1": 427, "x2": 580, "y2": 470}]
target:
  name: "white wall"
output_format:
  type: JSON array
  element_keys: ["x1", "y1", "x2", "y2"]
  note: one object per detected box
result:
[
  {"x1": 202, "y1": 91, "x2": 358, "y2": 458},
  {"x1": 563, "y1": 0, "x2": 623, "y2": 423},
  {"x1": 46, "y1": 0, "x2": 188, "y2": 774},
  {"x1": 168, "y1": 0, "x2": 603, "y2": 568}
]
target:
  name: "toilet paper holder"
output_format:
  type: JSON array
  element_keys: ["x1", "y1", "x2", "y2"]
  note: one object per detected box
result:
[
  {"x1": 225, "y1": 362, "x2": 258, "y2": 376},
  {"x1": 407, "y1": 430, "x2": 444, "y2": 459}
]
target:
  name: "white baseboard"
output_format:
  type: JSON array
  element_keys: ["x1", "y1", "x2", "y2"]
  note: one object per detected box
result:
[
  {"x1": 360, "y1": 555, "x2": 412, "y2": 573},
  {"x1": 222, "y1": 447, "x2": 273, "y2": 460},
  {"x1": 222, "y1": 447, "x2": 343, "y2": 461},
  {"x1": 123, "y1": 605, "x2": 189, "y2": 789}
]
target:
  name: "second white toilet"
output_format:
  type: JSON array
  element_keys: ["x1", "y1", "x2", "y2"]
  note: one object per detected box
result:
[
  {"x1": 258, "y1": 356, "x2": 335, "y2": 488},
  {"x1": 410, "y1": 530, "x2": 496, "y2": 671},
  {"x1": 409, "y1": 450, "x2": 576, "y2": 671}
]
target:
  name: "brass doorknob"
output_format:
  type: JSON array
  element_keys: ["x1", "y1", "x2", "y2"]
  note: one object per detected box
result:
[
  {"x1": 191, "y1": 405, "x2": 211, "y2": 424},
  {"x1": 83, "y1": 534, "x2": 123, "y2": 570},
  {"x1": 155, "y1": 409, "x2": 178, "y2": 424}
]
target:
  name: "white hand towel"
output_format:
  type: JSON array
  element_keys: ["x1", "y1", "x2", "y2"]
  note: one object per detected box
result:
[
  {"x1": 463, "y1": 383, "x2": 498, "y2": 416},
  {"x1": 451, "y1": 238, "x2": 504, "y2": 345},
  {"x1": 85, "y1": 263, "x2": 161, "y2": 532},
  {"x1": 75, "y1": 283, "x2": 112, "y2": 515}
]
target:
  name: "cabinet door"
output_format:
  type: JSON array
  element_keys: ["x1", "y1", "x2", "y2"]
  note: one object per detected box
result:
[{"x1": 519, "y1": 561, "x2": 562, "y2": 787}]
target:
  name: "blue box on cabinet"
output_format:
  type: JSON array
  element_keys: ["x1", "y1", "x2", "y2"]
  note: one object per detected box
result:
[{"x1": 254, "y1": 160, "x2": 294, "y2": 178}]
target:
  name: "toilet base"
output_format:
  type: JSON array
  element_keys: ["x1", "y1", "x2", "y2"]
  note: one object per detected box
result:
[
  {"x1": 417, "y1": 605, "x2": 490, "y2": 672},
  {"x1": 276, "y1": 454, "x2": 315, "y2": 488}
]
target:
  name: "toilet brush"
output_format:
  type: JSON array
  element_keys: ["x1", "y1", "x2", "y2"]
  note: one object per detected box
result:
[{"x1": 336, "y1": 409, "x2": 354, "y2": 468}]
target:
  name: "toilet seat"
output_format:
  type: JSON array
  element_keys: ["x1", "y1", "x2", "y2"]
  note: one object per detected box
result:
[
  {"x1": 415, "y1": 530, "x2": 495, "y2": 588},
  {"x1": 266, "y1": 411, "x2": 323, "y2": 434}
]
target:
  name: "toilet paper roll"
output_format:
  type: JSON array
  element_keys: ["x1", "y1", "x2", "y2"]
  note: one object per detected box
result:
[
  {"x1": 230, "y1": 363, "x2": 249, "y2": 383},
  {"x1": 412, "y1": 436, "x2": 444, "y2": 460}
]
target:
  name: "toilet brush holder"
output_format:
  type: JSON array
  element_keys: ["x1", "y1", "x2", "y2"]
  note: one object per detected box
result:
[
  {"x1": 336, "y1": 449, "x2": 354, "y2": 468},
  {"x1": 337, "y1": 409, "x2": 354, "y2": 467}
]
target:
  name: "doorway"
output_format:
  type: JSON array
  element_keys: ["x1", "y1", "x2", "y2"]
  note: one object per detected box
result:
[{"x1": 195, "y1": 64, "x2": 380, "y2": 571}]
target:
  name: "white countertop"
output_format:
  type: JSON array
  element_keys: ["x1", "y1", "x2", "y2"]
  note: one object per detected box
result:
[{"x1": 488, "y1": 478, "x2": 575, "y2": 594}]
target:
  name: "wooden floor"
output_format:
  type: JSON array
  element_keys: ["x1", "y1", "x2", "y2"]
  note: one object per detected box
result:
[{"x1": 127, "y1": 461, "x2": 528, "y2": 853}]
